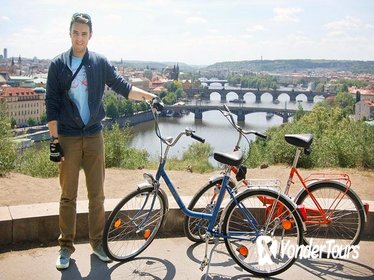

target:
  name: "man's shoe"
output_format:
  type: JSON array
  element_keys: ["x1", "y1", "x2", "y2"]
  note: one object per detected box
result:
[
  {"x1": 56, "y1": 248, "x2": 71, "y2": 270},
  {"x1": 93, "y1": 245, "x2": 112, "y2": 262}
]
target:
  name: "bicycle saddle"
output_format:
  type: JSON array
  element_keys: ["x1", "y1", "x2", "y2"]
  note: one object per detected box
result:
[
  {"x1": 284, "y1": 134, "x2": 313, "y2": 148},
  {"x1": 214, "y1": 150, "x2": 243, "y2": 166}
]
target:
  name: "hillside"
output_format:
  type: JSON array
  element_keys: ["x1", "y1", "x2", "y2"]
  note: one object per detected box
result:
[{"x1": 202, "y1": 59, "x2": 374, "y2": 74}]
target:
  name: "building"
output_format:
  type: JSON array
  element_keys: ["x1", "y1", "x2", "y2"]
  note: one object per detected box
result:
[
  {"x1": 0, "y1": 86, "x2": 46, "y2": 126},
  {"x1": 355, "y1": 93, "x2": 374, "y2": 121}
]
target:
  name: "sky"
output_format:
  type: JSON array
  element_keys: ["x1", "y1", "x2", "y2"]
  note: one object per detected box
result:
[{"x1": 1, "y1": 0, "x2": 374, "y2": 66}]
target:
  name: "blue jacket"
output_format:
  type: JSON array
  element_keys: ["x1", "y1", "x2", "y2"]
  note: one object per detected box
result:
[{"x1": 46, "y1": 48, "x2": 132, "y2": 136}]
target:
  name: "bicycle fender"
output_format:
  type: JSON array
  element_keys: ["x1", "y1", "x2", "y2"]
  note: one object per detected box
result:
[
  {"x1": 136, "y1": 184, "x2": 170, "y2": 225},
  {"x1": 208, "y1": 174, "x2": 236, "y2": 187},
  {"x1": 294, "y1": 180, "x2": 367, "y2": 222}
]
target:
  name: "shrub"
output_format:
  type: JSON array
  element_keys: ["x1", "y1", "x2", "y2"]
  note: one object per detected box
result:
[
  {"x1": 168, "y1": 143, "x2": 214, "y2": 173},
  {"x1": 0, "y1": 103, "x2": 17, "y2": 176},
  {"x1": 104, "y1": 123, "x2": 149, "y2": 169},
  {"x1": 15, "y1": 143, "x2": 59, "y2": 177}
]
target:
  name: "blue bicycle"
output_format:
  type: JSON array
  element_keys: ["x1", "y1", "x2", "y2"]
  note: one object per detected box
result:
[{"x1": 103, "y1": 101, "x2": 304, "y2": 277}]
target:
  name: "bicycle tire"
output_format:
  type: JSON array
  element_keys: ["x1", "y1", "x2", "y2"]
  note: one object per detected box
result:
[
  {"x1": 103, "y1": 186, "x2": 167, "y2": 262},
  {"x1": 223, "y1": 188, "x2": 303, "y2": 277},
  {"x1": 183, "y1": 177, "x2": 236, "y2": 243},
  {"x1": 295, "y1": 182, "x2": 365, "y2": 258}
]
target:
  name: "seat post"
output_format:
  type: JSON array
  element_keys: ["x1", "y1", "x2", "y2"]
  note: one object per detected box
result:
[{"x1": 292, "y1": 148, "x2": 302, "y2": 168}]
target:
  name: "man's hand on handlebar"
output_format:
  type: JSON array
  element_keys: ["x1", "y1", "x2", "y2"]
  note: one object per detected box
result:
[{"x1": 151, "y1": 96, "x2": 164, "y2": 112}]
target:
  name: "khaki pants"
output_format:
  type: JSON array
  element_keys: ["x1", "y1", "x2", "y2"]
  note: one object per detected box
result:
[{"x1": 58, "y1": 132, "x2": 105, "y2": 253}]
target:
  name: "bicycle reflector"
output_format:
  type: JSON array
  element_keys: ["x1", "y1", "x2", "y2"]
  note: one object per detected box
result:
[
  {"x1": 282, "y1": 219, "x2": 292, "y2": 230},
  {"x1": 236, "y1": 245, "x2": 248, "y2": 258},
  {"x1": 143, "y1": 229, "x2": 151, "y2": 240},
  {"x1": 114, "y1": 219, "x2": 122, "y2": 229}
]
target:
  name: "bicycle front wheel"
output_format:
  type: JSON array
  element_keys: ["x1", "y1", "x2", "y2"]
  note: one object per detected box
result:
[
  {"x1": 103, "y1": 186, "x2": 167, "y2": 262},
  {"x1": 223, "y1": 189, "x2": 303, "y2": 277},
  {"x1": 295, "y1": 182, "x2": 365, "y2": 258}
]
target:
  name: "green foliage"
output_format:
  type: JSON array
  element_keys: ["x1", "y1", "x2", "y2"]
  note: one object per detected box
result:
[
  {"x1": 104, "y1": 123, "x2": 148, "y2": 169},
  {"x1": 0, "y1": 102, "x2": 17, "y2": 176},
  {"x1": 162, "y1": 92, "x2": 177, "y2": 105},
  {"x1": 104, "y1": 91, "x2": 147, "y2": 119},
  {"x1": 27, "y1": 117, "x2": 37, "y2": 127},
  {"x1": 246, "y1": 105, "x2": 374, "y2": 169},
  {"x1": 15, "y1": 143, "x2": 59, "y2": 177},
  {"x1": 333, "y1": 92, "x2": 355, "y2": 115},
  {"x1": 165, "y1": 142, "x2": 214, "y2": 173}
]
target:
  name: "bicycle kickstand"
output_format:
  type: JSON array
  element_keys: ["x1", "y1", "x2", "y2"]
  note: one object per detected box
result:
[{"x1": 200, "y1": 233, "x2": 219, "y2": 280}]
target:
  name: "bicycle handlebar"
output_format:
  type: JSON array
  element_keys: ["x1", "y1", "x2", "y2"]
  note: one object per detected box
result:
[
  {"x1": 191, "y1": 133, "x2": 205, "y2": 143},
  {"x1": 219, "y1": 104, "x2": 267, "y2": 140}
]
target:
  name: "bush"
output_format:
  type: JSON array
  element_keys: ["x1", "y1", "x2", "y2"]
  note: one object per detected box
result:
[
  {"x1": 246, "y1": 104, "x2": 374, "y2": 169},
  {"x1": 15, "y1": 143, "x2": 59, "y2": 177},
  {"x1": 0, "y1": 103, "x2": 17, "y2": 176},
  {"x1": 175, "y1": 142, "x2": 214, "y2": 173},
  {"x1": 104, "y1": 123, "x2": 149, "y2": 169}
]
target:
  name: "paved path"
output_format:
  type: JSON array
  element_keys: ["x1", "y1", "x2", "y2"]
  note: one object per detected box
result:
[{"x1": 1, "y1": 238, "x2": 373, "y2": 280}]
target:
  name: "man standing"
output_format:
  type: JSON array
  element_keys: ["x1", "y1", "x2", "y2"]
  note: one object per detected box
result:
[{"x1": 46, "y1": 13, "x2": 158, "y2": 270}]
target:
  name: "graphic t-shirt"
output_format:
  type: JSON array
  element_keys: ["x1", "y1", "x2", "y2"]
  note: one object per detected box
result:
[{"x1": 68, "y1": 56, "x2": 90, "y2": 125}]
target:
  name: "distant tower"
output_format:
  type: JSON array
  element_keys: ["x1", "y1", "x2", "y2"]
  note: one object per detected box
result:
[
  {"x1": 3, "y1": 48, "x2": 7, "y2": 59},
  {"x1": 172, "y1": 64, "x2": 179, "y2": 81}
]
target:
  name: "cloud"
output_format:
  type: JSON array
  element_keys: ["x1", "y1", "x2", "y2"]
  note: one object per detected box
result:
[
  {"x1": 185, "y1": 16, "x2": 207, "y2": 24},
  {"x1": 324, "y1": 16, "x2": 361, "y2": 31},
  {"x1": 273, "y1": 7, "x2": 303, "y2": 22},
  {"x1": 246, "y1": 25, "x2": 266, "y2": 33},
  {"x1": 1, "y1": 16, "x2": 10, "y2": 21}
]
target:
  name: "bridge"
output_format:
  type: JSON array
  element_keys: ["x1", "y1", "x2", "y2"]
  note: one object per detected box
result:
[
  {"x1": 164, "y1": 103, "x2": 308, "y2": 123},
  {"x1": 186, "y1": 88, "x2": 335, "y2": 103},
  {"x1": 199, "y1": 79, "x2": 228, "y2": 87}
]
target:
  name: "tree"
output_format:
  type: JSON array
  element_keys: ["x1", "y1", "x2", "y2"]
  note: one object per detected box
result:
[
  {"x1": 27, "y1": 117, "x2": 37, "y2": 127},
  {"x1": 334, "y1": 92, "x2": 355, "y2": 116},
  {"x1": 40, "y1": 112, "x2": 47, "y2": 124},
  {"x1": 162, "y1": 92, "x2": 177, "y2": 105},
  {"x1": 0, "y1": 102, "x2": 17, "y2": 175}
]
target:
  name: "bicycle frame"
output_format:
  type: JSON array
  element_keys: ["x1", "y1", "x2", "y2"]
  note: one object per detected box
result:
[{"x1": 152, "y1": 157, "x2": 260, "y2": 239}]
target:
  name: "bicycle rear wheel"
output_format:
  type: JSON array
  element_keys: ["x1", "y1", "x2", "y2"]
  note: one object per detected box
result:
[
  {"x1": 184, "y1": 177, "x2": 236, "y2": 242},
  {"x1": 103, "y1": 186, "x2": 167, "y2": 262},
  {"x1": 295, "y1": 182, "x2": 365, "y2": 258},
  {"x1": 223, "y1": 188, "x2": 303, "y2": 277}
]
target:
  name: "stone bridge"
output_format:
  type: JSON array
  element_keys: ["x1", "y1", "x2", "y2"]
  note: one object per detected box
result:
[
  {"x1": 186, "y1": 88, "x2": 335, "y2": 103},
  {"x1": 165, "y1": 103, "x2": 307, "y2": 123}
]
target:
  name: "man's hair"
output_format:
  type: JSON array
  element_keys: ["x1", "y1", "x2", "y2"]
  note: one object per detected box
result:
[{"x1": 70, "y1": 13, "x2": 92, "y2": 33}]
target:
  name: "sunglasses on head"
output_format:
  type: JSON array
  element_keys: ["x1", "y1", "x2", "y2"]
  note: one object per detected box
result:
[{"x1": 72, "y1": 13, "x2": 91, "y2": 23}]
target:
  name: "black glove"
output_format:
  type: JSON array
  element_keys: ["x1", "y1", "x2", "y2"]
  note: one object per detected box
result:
[
  {"x1": 50, "y1": 142, "x2": 64, "y2": 162},
  {"x1": 151, "y1": 96, "x2": 164, "y2": 112}
]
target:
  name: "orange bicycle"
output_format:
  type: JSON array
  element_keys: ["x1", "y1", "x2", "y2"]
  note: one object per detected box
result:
[{"x1": 185, "y1": 105, "x2": 368, "y2": 258}]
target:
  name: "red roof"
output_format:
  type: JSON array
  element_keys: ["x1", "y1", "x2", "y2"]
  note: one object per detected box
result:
[{"x1": 0, "y1": 87, "x2": 36, "y2": 96}]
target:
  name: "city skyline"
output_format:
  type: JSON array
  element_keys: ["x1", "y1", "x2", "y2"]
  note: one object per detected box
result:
[{"x1": 1, "y1": 0, "x2": 374, "y2": 66}]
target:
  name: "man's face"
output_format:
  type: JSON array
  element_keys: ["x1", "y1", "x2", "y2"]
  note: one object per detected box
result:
[{"x1": 70, "y1": 22, "x2": 92, "y2": 57}]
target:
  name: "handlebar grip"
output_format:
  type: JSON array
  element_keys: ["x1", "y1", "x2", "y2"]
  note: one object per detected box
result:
[
  {"x1": 191, "y1": 133, "x2": 205, "y2": 143},
  {"x1": 255, "y1": 132, "x2": 267, "y2": 139}
]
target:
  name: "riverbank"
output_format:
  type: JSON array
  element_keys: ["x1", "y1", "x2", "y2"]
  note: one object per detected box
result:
[{"x1": 1, "y1": 165, "x2": 373, "y2": 207}]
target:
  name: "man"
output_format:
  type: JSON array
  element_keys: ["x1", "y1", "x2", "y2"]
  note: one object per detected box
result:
[{"x1": 46, "y1": 13, "x2": 158, "y2": 270}]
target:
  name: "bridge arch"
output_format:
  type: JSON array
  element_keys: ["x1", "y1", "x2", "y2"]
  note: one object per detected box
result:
[
  {"x1": 277, "y1": 92, "x2": 291, "y2": 102},
  {"x1": 209, "y1": 91, "x2": 221, "y2": 101},
  {"x1": 259, "y1": 92, "x2": 274, "y2": 103},
  {"x1": 295, "y1": 93, "x2": 308, "y2": 102},
  {"x1": 243, "y1": 92, "x2": 256, "y2": 103},
  {"x1": 226, "y1": 91, "x2": 239, "y2": 102}
]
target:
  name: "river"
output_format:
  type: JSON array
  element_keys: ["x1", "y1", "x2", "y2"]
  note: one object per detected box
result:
[{"x1": 129, "y1": 91, "x2": 322, "y2": 160}]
